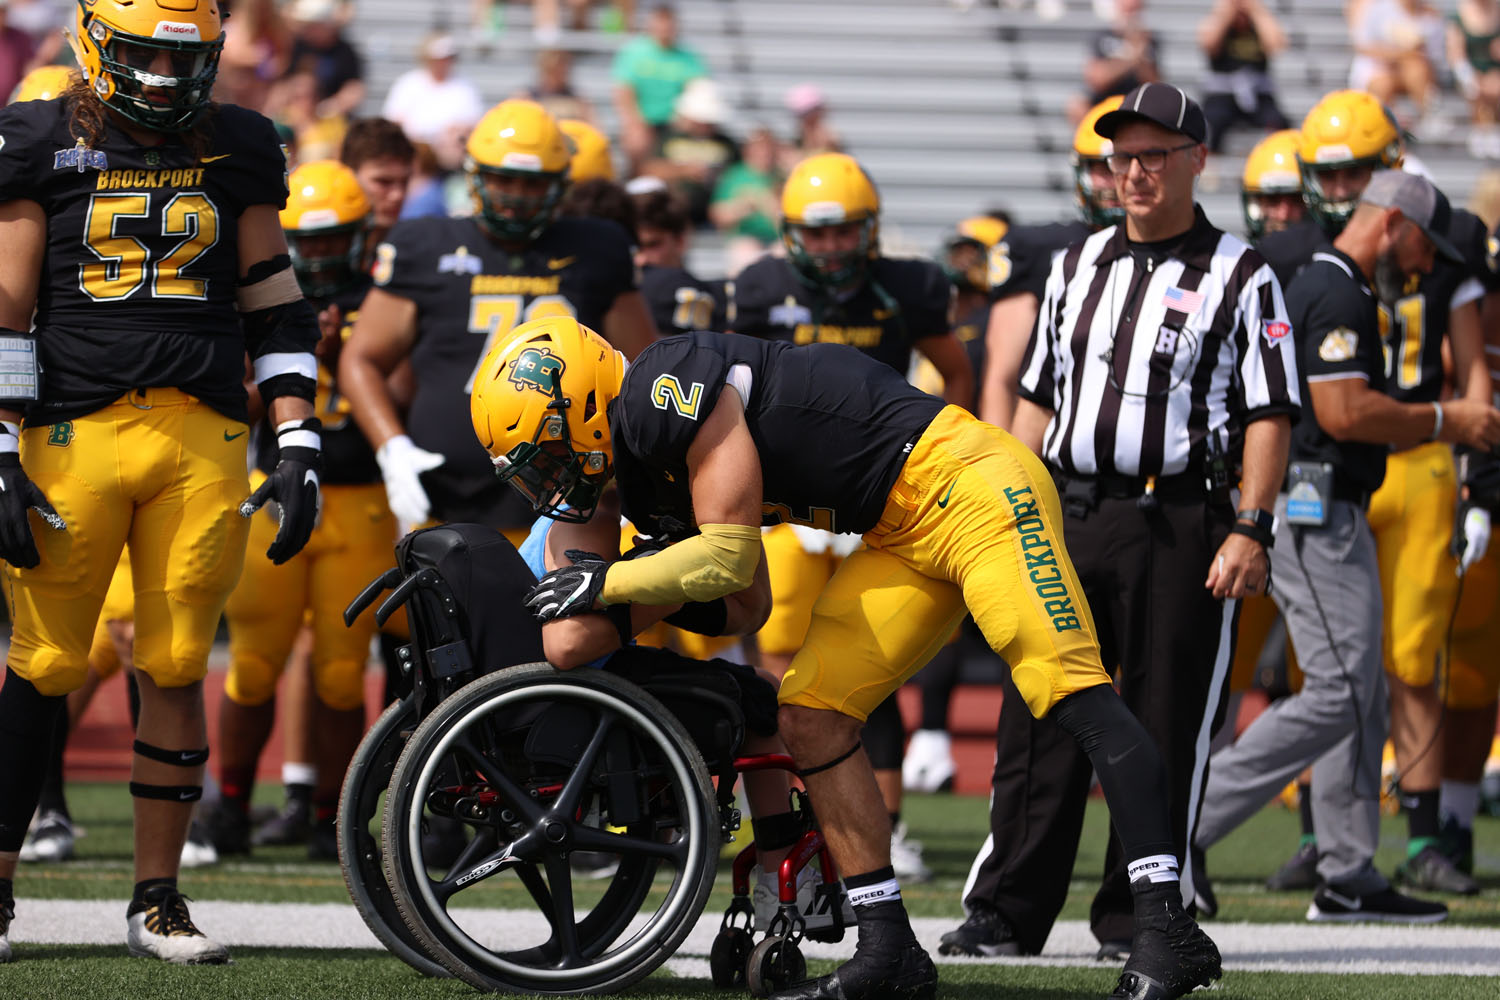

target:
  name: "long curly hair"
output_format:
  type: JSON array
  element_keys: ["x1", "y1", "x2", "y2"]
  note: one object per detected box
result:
[{"x1": 62, "y1": 75, "x2": 217, "y2": 157}]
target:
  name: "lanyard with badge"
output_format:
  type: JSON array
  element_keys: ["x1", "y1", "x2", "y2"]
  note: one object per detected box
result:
[{"x1": 1284, "y1": 461, "x2": 1334, "y2": 526}]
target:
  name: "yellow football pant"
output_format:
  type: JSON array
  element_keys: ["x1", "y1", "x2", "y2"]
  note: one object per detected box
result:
[
  {"x1": 225, "y1": 480, "x2": 395, "y2": 711},
  {"x1": 778, "y1": 406, "x2": 1110, "y2": 721},
  {"x1": 5, "y1": 389, "x2": 250, "y2": 696},
  {"x1": 86, "y1": 549, "x2": 136, "y2": 678},
  {"x1": 1367, "y1": 441, "x2": 1458, "y2": 688},
  {"x1": 757, "y1": 524, "x2": 843, "y2": 657},
  {"x1": 1447, "y1": 542, "x2": 1500, "y2": 709}
]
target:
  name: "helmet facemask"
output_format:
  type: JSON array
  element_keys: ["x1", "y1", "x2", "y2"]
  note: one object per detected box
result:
[
  {"x1": 783, "y1": 215, "x2": 877, "y2": 291},
  {"x1": 1073, "y1": 154, "x2": 1124, "y2": 229},
  {"x1": 1299, "y1": 160, "x2": 1376, "y2": 233},
  {"x1": 468, "y1": 164, "x2": 568, "y2": 243},
  {"x1": 492, "y1": 374, "x2": 609, "y2": 523},
  {"x1": 287, "y1": 224, "x2": 367, "y2": 299},
  {"x1": 83, "y1": 17, "x2": 221, "y2": 132}
]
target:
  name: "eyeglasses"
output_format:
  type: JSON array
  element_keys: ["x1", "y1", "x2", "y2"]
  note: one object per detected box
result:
[{"x1": 1106, "y1": 142, "x2": 1198, "y2": 175}]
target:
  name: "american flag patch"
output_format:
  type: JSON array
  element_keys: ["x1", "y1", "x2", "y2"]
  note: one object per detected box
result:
[{"x1": 1161, "y1": 286, "x2": 1205, "y2": 312}]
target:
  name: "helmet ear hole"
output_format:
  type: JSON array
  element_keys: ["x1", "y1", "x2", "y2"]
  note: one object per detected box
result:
[{"x1": 584, "y1": 390, "x2": 597, "y2": 422}]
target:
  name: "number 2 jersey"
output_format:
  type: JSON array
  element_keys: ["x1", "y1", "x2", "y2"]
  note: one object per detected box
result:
[
  {"x1": 373, "y1": 212, "x2": 636, "y2": 524},
  {"x1": 610, "y1": 331, "x2": 945, "y2": 537},
  {"x1": 0, "y1": 97, "x2": 292, "y2": 424}
]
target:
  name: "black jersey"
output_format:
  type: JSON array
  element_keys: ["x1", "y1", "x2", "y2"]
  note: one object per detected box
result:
[
  {"x1": 0, "y1": 99, "x2": 291, "y2": 424},
  {"x1": 988, "y1": 220, "x2": 1092, "y2": 303},
  {"x1": 953, "y1": 296, "x2": 988, "y2": 411},
  {"x1": 254, "y1": 280, "x2": 378, "y2": 485},
  {"x1": 373, "y1": 213, "x2": 635, "y2": 526},
  {"x1": 610, "y1": 332, "x2": 945, "y2": 537},
  {"x1": 640, "y1": 264, "x2": 727, "y2": 334},
  {"x1": 1256, "y1": 218, "x2": 1331, "y2": 288},
  {"x1": 1285, "y1": 248, "x2": 1388, "y2": 494},
  {"x1": 731, "y1": 255, "x2": 953, "y2": 375}
]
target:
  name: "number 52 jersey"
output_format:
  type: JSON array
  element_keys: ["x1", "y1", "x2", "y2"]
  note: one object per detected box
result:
[{"x1": 0, "y1": 98, "x2": 290, "y2": 424}]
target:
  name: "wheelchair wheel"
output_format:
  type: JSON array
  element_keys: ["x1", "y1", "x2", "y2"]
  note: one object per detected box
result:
[
  {"x1": 382, "y1": 662, "x2": 720, "y2": 995},
  {"x1": 746, "y1": 934, "x2": 806, "y2": 997},
  {"x1": 337, "y1": 699, "x2": 450, "y2": 978}
]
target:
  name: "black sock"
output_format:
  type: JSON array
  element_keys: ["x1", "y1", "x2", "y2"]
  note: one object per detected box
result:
[
  {"x1": 0, "y1": 876, "x2": 13, "y2": 902},
  {"x1": 1406, "y1": 788, "x2": 1441, "y2": 844},
  {"x1": 1297, "y1": 782, "x2": 1314, "y2": 839},
  {"x1": 287, "y1": 781, "x2": 314, "y2": 809},
  {"x1": 843, "y1": 866, "x2": 913, "y2": 941},
  {"x1": 889, "y1": 811, "x2": 901, "y2": 829},
  {"x1": 131, "y1": 876, "x2": 176, "y2": 905},
  {"x1": 35, "y1": 708, "x2": 70, "y2": 819}
]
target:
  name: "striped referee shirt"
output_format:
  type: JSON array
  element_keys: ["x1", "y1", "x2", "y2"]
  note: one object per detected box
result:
[{"x1": 1018, "y1": 206, "x2": 1301, "y2": 477}]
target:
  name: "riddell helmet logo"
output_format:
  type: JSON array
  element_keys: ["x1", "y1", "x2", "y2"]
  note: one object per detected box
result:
[
  {"x1": 153, "y1": 22, "x2": 203, "y2": 41},
  {"x1": 507, "y1": 347, "x2": 565, "y2": 395}
]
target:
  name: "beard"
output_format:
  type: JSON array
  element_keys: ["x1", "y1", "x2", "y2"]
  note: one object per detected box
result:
[{"x1": 1373, "y1": 248, "x2": 1408, "y2": 306}]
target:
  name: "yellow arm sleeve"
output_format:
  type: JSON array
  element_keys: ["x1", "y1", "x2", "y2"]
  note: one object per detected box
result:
[{"x1": 601, "y1": 523, "x2": 762, "y2": 606}]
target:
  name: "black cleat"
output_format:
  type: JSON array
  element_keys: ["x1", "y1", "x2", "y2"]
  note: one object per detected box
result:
[
  {"x1": 771, "y1": 938, "x2": 936, "y2": 1000},
  {"x1": 252, "y1": 796, "x2": 311, "y2": 847},
  {"x1": 938, "y1": 904, "x2": 1029, "y2": 957},
  {"x1": 1265, "y1": 840, "x2": 1319, "y2": 891},
  {"x1": 1397, "y1": 846, "x2": 1480, "y2": 896},
  {"x1": 1106, "y1": 881, "x2": 1220, "y2": 1000},
  {"x1": 306, "y1": 818, "x2": 338, "y2": 862},
  {"x1": 200, "y1": 799, "x2": 252, "y2": 856}
]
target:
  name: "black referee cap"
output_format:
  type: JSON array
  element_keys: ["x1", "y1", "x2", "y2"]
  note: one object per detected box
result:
[{"x1": 1094, "y1": 83, "x2": 1207, "y2": 145}]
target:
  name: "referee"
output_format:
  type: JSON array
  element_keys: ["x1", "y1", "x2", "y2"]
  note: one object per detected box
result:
[{"x1": 947, "y1": 82, "x2": 1300, "y2": 959}]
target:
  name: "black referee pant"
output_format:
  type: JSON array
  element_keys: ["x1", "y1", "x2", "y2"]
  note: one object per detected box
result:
[{"x1": 962, "y1": 484, "x2": 1238, "y2": 951}]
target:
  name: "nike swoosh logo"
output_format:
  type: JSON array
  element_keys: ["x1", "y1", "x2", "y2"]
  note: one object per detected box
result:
[
  {"x1": 223, "y1": 430, "x2": 245, "y2": 441},
  {"x1": 564, "y1": 571, "x2": 593, "y2": 609},
  {"x1": 936, "y1": 482, "x2": 956, "y2": 509},
  {"x1": 178, "y1": 790, "x2": 198, "y2": 800},
  {"x1": 1106, "y1": 744, "x2": 1137, "y2": 766},
  {"x1": 201, "y1": 154, "x2": 232, "y2": 163},
  {"x1": 548, "y1": 256, "x2": 576, "y2": 270}
]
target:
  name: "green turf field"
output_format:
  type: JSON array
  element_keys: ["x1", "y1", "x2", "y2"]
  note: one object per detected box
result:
[{"x1": 1, "y1": 783, "x2": 1498, "y2": 999}]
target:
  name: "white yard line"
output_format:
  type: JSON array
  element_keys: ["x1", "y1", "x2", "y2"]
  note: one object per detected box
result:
[{"x1": 10, "y1": 901, "x2": 1500, "y2": 976}]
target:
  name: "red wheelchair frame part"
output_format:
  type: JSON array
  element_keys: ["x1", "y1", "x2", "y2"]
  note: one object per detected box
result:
[{"x1": 727, "y1": 753, "x2": 840, "y2": 905}]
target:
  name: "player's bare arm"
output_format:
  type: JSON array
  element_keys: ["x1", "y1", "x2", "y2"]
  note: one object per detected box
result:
[
  {"x1": 338, "y1": 287, "x2": 420, "y2": 448},
  {"x1": 980, "y1": 293, "x2": 1040, "y2": 429},
  {"x1": 915, "y1": 332, "x2": 975, "y2": 411},
  {"x1": 1448, "y1": 300, "x2": 1494, "y2": 404},
  {"x1": 602, "y1": 289, "x2": 659, "y2": 362}
]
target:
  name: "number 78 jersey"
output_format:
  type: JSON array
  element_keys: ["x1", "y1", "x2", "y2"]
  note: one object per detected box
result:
[{"x1": 0, "y1": 99, "x2": 290, "y2": 423}]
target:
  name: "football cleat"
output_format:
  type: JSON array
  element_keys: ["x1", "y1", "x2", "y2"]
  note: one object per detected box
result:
[
  {"x1": 19, "y1": 811, "x2": 75, "y2": 863},
  {"x1": 1106, "y1": 880, "x2": 1220, "y2": 1000},
  {"x1": 771, "y1": 935, "x2": 936, "y2": 1000},
  {"x1": 1397, "y1": 846, "x2": 1480, "y2": 896},
  {"x1": 938, "y1": 904, "x2": 1029, "y2": 957},
  {"x1": 1439, "y1": 817, "x2": 1475, "y2": 875},
  {"x1": 200, "y1": 798, "x2": 251, "y2": 856},
  {"x1": 901, "y1": 729, "x2": 956, "y2": 793},
  {"x1": 1, "y1": 893, "x2": 14, "y2": 963},
  {"x1": 252, "y1": 796, "x2": 312, "y2": 847},
  {"x1": 179, "y1": 820, "x2": 219, "y2": 870},
  {"x1": 1306, "y1": 883, "x2": 1447, "y2": 924},
  {"x1": 126, "y1": 886, "x2": 229, "y2": 965},
  {"x1": 889, "y1": 822, "x2": 932, "y2": 884},
  {"x1": 1265, "y1": 840, "x2": 1319, "y2": 891},
  {"x1": 753, "y1": 864, "x2": 855, "y2": 933}
]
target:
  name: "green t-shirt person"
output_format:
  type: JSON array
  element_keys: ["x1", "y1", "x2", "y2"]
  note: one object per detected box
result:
[
  {"x1": 612, "y1": 35, "x2": 707, "y2": 127},
  {"x1": 711, "y1": 162, "x2": 780, "y2": 244}
]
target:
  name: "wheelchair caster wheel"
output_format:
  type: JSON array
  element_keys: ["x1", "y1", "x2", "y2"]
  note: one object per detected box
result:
[
  {"x1": 746, "y1": 934, "x2": 806, "y2": 997},
  {"x1": 710, "y1": 926, "x2": 753, "y2": 988}
]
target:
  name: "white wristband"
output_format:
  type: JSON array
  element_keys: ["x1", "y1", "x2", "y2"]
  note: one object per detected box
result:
[{"x1": 1431, "y1": 402, "x2": 1444, "y2": 442}]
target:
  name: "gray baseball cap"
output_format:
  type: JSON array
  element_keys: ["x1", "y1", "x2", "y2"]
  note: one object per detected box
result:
[{"x1": 1359, "y1": 170, "x2": 1463, "y2": 263}]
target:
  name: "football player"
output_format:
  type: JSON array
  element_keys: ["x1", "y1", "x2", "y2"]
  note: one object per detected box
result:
[
  {"x1": 979, "y1": 95, "x2": 1123, "y2": 429},
  {"x1": 635, "y1": 187, "x2": 728, "y2": 335},
  {"x1": 1254, "y1": 90, "x2": 1500, "y2": 896},
  {"x1": 210, "y1": 161, "x2": 393, "y2": 859},
  {"x1": 8, "y1": 65, "x2": 76, "y2": 104},
  {"x1": 1240, "y1": 128, "x2": 1305, "y2": 241},
  {"x1": 485, "y1": 316, "x2": 1221, "y2": 1000},
  {"x1": 0, "y1": 0, "x2": 321, "y2": 964},
  {"x1": 731, "y1": 153, "x2": 972, "y2": 881},
  {"x1": 560, "y1": 117, "x2": 615, "y2": 183},
  {"x1": 338, "y1": 99, "x2": 656, "y2": 544},
  {"x1": 937, "y1": 214, "x2": 1009, "y2": 410},
  {"x1": 338, "y1": 117, "x2": 414, "y2": 251}
]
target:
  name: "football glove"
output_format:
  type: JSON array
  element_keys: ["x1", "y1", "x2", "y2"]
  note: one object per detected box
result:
[
  {"x1": 239, "y1": 418, "x2": 323, "y2": 565},
  {"x1": 0, "y1": 449, "x2": 67, "y2": 569},
  {"x1": 375, "y1": 433, "x2": 445, "y2": 529},
  {"x1": 1457, "y1": 503, "x2": 1491, "y2": 576},
  {"x1": 525, "y1": 550, "x2": 610, "y2": 623}
]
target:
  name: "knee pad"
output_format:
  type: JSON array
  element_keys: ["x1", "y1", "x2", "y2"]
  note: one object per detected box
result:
[
  {"x1": 862, "y1": 695, "x2": 906, "y2": 770},
  {"x1": 312, "y1": 657, "x2": 367, "y2": 712},
  {"x1": 224, "y1": 653, "x2": 279, "y2": 706}
]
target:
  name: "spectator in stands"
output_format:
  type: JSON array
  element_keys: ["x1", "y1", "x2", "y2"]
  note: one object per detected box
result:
[
  {"x1": 612, "y1": 3, "x2": 707, "y2": 169},
  {"x1": 340, "y1": 118, "x2": 416, "y2": 249},
  {"x1": 643, "y1": 77, "x2": 739, "y2": 225},
  {"x1": 533, "y1": 0, "x2": 634, "y2": 44},
  {"x1": 1348, "y1": 0, "x2": 1442, "y2": 130},
  {"x1": 281, "y1": 0, "x2": 366, "y2": 124},
  {"x1": 1068, "y1": 0, "x2": 1160, "y2": 123},
  {"x1": 382, "y1": 33, "x2": 485, "y2": 169},
  {"x1": 784, "y1": 82, "x2": 845, "y2": 164},
  {"x1": 276, "y1": 68, "x2": 349, "y2": 163},
  {"x1": 0, "y1": 1, "x2": 38, "y2": 102},
  {"x1": 218, "y1": 0, "x2": 291, "y2": 112},
  {"x1": 399, "y1": 143, "x2": 452, "y2": 221},
  {"x1": 710, "y1": 124, "x2": 783, "y2": 274},
  {"x1": 4, "y1": 0, "x2": 61, "y2": 70},
  {"x1": 1447, "y1": 0, "x2": 1500, "y2": 157},
  {"x1": 519, "y1": 49, "x2": 597, "y2": 124},
  {"x1": 1197, "y1": 0, "x2": 1290, "y2": 152}
]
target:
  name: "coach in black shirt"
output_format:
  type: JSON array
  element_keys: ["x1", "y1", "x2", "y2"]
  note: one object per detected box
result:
[{"x1": 945, "y1": 82, "x2": 1300, "y2": 959}]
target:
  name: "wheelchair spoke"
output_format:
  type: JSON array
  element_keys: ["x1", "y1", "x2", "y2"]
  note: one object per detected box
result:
[
  {"x1": 542, "y1": 852, "x2": 583, "y2": 966},
  {"x1": 451, "y1": 732, "x2": 545, "y2": 824},
  {"x1": 572, "y1": 826, "x2": 688, "y2": 865},
  {"x1": 430, "y1": 836, "x2": 514, "y2": 904},
  {"x1": 552, "y1": 712, "x2": 616, "y2": 817},
  {"x1": 515, "y1": 860, "x2": 556, "y2": 920}
]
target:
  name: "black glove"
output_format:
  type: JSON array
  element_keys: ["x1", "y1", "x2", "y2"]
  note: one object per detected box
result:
[
  {"x1": 524, "y1": 549, "x2": 610, "y2": 623},
  {"x1": 238, "y1": 418, "x2": 322, "y2": 566},
  {"x1": 0, "y1": 452, "x2": 67, "y2": 569}
]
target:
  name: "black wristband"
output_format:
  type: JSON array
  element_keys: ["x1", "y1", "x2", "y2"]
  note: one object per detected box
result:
[
  {"x1": 1230, "y1": 520, "x2": 1275, "y2": 549},
  {"x1": 663, "y1": 597, "x2": 730, "y2": 636}
]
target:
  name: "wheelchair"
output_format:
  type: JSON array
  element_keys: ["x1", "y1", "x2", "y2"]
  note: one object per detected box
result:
[{"x1": 337, "y1": 523, "x2": 851, "y2": 995}]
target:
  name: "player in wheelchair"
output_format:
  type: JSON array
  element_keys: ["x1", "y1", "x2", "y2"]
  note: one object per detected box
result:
[{"x1": 340, "y1": 485, "x2": 852, "y2": 994}]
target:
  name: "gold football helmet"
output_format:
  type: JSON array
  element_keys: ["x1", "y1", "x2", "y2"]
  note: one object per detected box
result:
[
  {"x1": 780, "y1": 152, "x2": 881, "y2": 289},
  {"x1": 471, "y1": 315, "x2": 624, "y2": 522},
  {"x1": 1297, "y1": 90, "x2": 1403, "y2": 230},
  {"x1": 280, "y1": 160, "x2": 372, "y2": 298},
  {"x1": 465, "y1": 99, "x2": 572, "y2": 243},
  {"x1": 1241, "y1": 129, "x2": 1305, "y2": 241},
  {"x1": 1073, "y1": 96, "x2": 1125, "y2": 229},
  {"x1": 9, "y1": 65, "x2": 77, "y2": 104},
  {"x1": 71, "y1": 0, "x2": 224, "y2": 132},
  {"x1": 942, "y1": 215, "x2": 1009, "y2": 293},
  {"x1": 560, "y1": 118, "x2": 615, "y2": 183}
]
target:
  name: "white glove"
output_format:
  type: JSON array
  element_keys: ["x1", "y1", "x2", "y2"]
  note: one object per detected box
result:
[
  {"x1": 1458, "y1": 506, "x2": 1491, "y2": 575},
  {"x1": 376, "y1": 434, "x2": 445, "y2": 529}
]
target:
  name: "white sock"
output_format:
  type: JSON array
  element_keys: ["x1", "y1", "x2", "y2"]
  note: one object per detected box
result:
[
  {"x1": 1128, "y1": 854, "x2": 1180, "y2": 884},
  {"x1": 845, "y1": 877, "x2": 902, "y2": 906},
  {"x1": 282, "y1": 762, "x2": 317, "y2": 788},
  {"x1": 1440, "y1": 780, "x2": 1480, "y2": 829}
]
